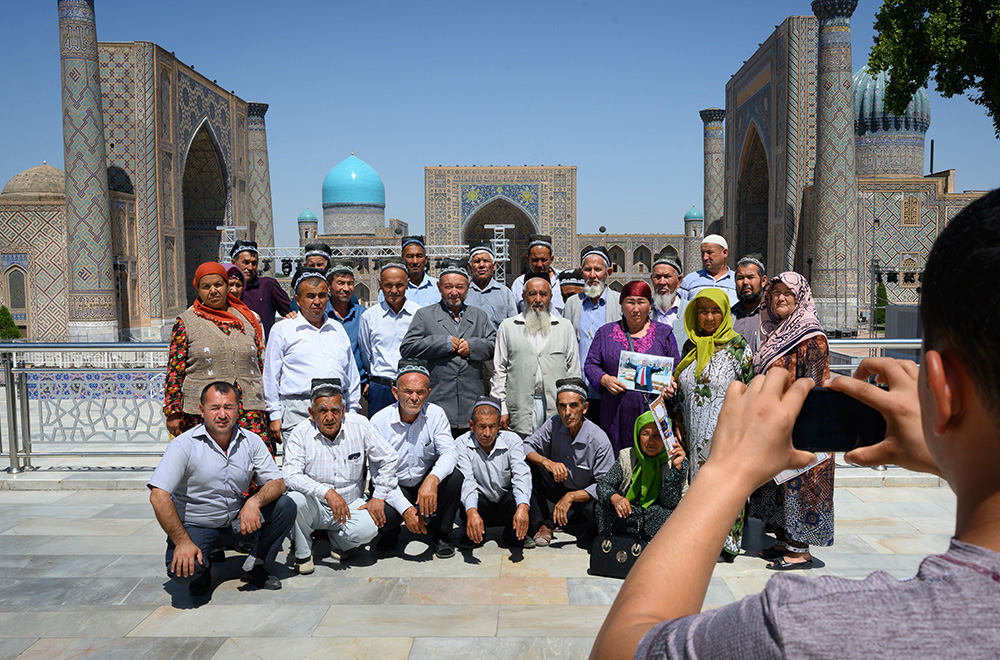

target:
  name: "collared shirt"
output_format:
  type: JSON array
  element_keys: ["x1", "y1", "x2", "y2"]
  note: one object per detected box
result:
[
  {"x1": 466, "y1": 278, "x2": 518, "y2": 330},
  {"x1": 579, "y1": 289, "x2": 610, "y2": 398},
  {"x1": 282, "y1": 414, "x2": 399, "y2": 503},
  {"x1": 732, "y1": 301, "x2": 762, "y2": 354},
  {"x1": 370, "y1": 402, "x2": 458, "y2": 515},
  {"x1": 523, "y1": 415, "x2": 614, "y2": 500},
  {"x1": 457, "y1": 429, "x2": 532, "y2": 511},
  {"x1": 380, "y1": 274, "x2": 440, "y2": 308},
  {"x1": 148, "y1": 424, "x2": 280, "y2": 528},
  {"x1": 359, "y1": 299, "x2": 421, "y2": 380},
  {"x1": 327, "y1": 300, "x2": 367, "y2": 384},
  {"x1": 242, "y1": 276, "x2": 292, "y2": 341},
  {"x1": 652, "y1": 300, "x2": 681, "y2": 329},
  {"x1": 678, "y1": 268, "x2": 739, "y2": 306},
  {"x1": 263, "y1": 314, "x2": 361, "y2": 420},
  {"x1": 512, "y1": 270, "x2": 565, "y2": 316}
]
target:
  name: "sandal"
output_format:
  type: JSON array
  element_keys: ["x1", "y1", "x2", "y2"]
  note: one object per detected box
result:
[
  {"x1": 767, "y1": 556, "x2": 813, "y2": 571},
  {"x1": 758, "y1": 546, "x2": 784, "y2": 560},
  {"x1": 533, "y1": 525, "x2": 553, "y2": 547}
]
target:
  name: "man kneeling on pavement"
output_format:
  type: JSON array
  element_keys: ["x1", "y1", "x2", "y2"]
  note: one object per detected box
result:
[
  {"x1": 457, "y1": 396, "x2": 533, "y2": 551},
  {"x1": 283, "y1": 378, "x2": 399, "y2": 573},
  {"x1": 149, "y1": 381, "x2": 295, "y2": 595}
]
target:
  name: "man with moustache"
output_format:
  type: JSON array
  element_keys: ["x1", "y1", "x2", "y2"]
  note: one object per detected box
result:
[
  {"x1": 510, "y1": 234, "x2": 565, "y2": 317},
  {"x1": 465, "y1": 242, "x2": 518, "y2": 331},
  {"x1": 230, "y1": 240, "x2": 292, "y2": 341},
  {"x1": 650, "y1": 252, "x2": 688, "y2": 350},
  {"x1": 492, "y1": 273, "x2": 580, "y2": 436},
  {"x1": 732, "y1": 256, "x2": 767, "y2": 352}
]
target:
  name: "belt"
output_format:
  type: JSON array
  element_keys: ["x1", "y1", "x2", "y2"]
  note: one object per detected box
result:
[
  {"x1": 370, "y1": 375, "x2": 395, "y2": 387},
  {"x1": 280, "y1": 394, "x2": 311, "y2": 401}
]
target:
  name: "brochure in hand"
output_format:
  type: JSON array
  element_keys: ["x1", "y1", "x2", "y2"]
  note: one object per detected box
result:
[{"x1": 617, "y1": 351, "x2": 674, "y2": 393}]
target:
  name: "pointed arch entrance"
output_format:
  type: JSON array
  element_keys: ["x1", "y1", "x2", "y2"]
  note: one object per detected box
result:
[
  {"x1": 181, "y1": 122, "x2": 228, "y2": 305},
  {"x1": 737, "y1": 126, "x2": 769, "y2": 264},
  {"x1": 462, "y1": 198, "x2": 536, "y2": 286}
]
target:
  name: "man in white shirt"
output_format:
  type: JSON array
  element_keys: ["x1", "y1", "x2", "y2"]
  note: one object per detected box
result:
[
  {"x1": 457, "y1": 396, "x2": 533, "y2": 552},
  {"x1": 370, "y1": 360, "x2": 463, "y2": 559},
  {"x1": 263, "y1": 267, "x2": 361, "y2": 444},
  {"x1": 283, "y1": 378, "x2": 399, "y2": 573},
  {"x1": 360, "y1": 263, "x2": 421, "y2": 416},
  {"x1": 510, "y1": 234, "x2": 565, "y2": 317}
]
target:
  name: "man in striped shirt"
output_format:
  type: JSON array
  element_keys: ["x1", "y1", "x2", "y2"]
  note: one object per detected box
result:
[{"x1": 283, "y1": 378, "x2": 398, "y2": 574}]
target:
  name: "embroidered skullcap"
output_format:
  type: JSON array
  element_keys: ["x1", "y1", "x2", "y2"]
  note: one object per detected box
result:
[
  {"x1": 310, "y1": 378, "x2": 343, "y2": 397},
  {"x1": 379, "y1": 261, "x2": 407, "y2": 276},
  {"x1": 558, "y1": 269, "x2": 585, "y2": 287},
  {"x1": 303, "y1": 242, "x2": 332, "y2": 260},
  {"x1": 701, "y1": 234, "x2": 729, "y2": 251},
  {"x1": 528, "y1": 234, "x2": 553, "y2": 250},
  {"x1": 327, "y1": 261, "x2": 355, "y2": 277},
  {"x1": 621, "y1": 280, "x2": 653, "y2": 301},
  {"x1": 582, "y1": 246, "x2": 612, "y2": 267},
  {"x1": 401, "y1": 235, "x2": 425, "y2": 249},
  {"x1": 438, "y1": 258, "x2": 469, "y2": 279},
  {"x1": 396, "y1": 359, "x2": 430, "y2": 381},
  {"x1": 230, "y1": 239, "x2": 258, "y2": 259},
  {"x1": 472, "y1": 395, "x2": 503, "y2": 415},
  {"x1": 192, "y1": 262, "x2": 228, "y2": 289},
  {"x1": 523, "y1": 271, "x2": 552, "y2": 286},
  {"x1": 653, "y1": 252, "x2": 682, "y2": 275},
  {"x1": 556, "y1": 377, "x2": 589, "y2": 399},
  {"x1": 292, "y1": 266, "x2": 327, "y2": 291},
  {"x1": 469, "y1": 241, "x2": 495, "y2": 259}
]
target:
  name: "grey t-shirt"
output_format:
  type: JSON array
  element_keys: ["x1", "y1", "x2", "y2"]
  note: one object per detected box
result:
[{"x1": 636, "y1": 539, "x2": 1000, "y2": 659}]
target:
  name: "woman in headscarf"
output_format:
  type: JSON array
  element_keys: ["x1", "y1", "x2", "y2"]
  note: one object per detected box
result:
[
  {"x1": 596, "y1": 411, "x2": 686, "y2": 538},
  {"x1": 223, "y1": 262, "x2": 247, "y2": 301},
  {"x1": 163, "y1": 262, "x2": 270, "y2": 450},
  {"x1": 584, "y1": 280, "x2": 680, "y2": 453},
  {"x1": 671, "y1": 287, "x2": 754, "y2": 561},
  {"x1": 748, "y1": 271, "x2": 831, "y2": 570}
]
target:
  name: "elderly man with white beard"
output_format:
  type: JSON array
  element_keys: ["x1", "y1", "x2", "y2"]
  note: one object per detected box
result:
[
  {"x1": 650, "y1": 252, "x2": 689, "y2": 350},
  {"x1": 492, "y1": 273, "x2": 580, "y2": 437}
]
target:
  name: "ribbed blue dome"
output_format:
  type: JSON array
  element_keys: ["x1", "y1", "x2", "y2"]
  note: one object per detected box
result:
[
  {"x1": 854, "y1": 67, "x2": 930, "y2": 136},
  {"x1": 297, "y1": 208, "x2": 317, "y2": 223},
  {"x1": 322, "y1": 154, "x2": 385, "y2": 206},
  {"x1": 684, "y1": 206, "x2": 704, "y2": 221}
]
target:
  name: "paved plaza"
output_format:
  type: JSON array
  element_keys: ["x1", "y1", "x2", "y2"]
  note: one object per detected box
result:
[{"x1": 0, "y1": 466, "x2": 955, "y2": 660}]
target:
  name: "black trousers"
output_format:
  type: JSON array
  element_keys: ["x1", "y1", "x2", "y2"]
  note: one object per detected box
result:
[
  {"x1": 460, "y1": 491, "x2": 522, "y2": 545},
  {"x1": 528, "y1": 462, "x2": 596, "y2": 531},
  {"x1": 381, "y1": 470, "x2": 463, "y2": 543}
]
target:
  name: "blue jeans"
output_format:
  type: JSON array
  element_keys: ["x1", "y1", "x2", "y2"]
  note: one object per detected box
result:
[
  {"x1": 367, "y1": 381, "x2": 396, "y2": 416},
  {"x1": 164, "y1": 494, "x2": 296, "y2": 585}
]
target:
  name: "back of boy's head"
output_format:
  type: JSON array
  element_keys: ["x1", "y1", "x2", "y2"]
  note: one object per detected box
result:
[{"x1": 921, "y1": 188, "x2": 1000, "y2": 422}]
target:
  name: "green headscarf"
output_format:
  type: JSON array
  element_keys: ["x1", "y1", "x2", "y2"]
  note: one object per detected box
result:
[
  {"x1": 625, "y1": 411, "x2": 670, "y2": 509},
  {"x1": 674, "y1": 287, "x2": 741, "y2": 379}
]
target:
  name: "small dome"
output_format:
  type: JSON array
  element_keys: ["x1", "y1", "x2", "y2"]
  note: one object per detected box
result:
[
  {"x1": 297, "y1": 207, "x2": 318, "y2": 223},
  {"x1": 322, "y1": 154, "x2": 385, "y2": 206},
  {"x1": 854, "y1": 66, "x2": 930, "y2": 136},
  {"x1": 684, "y1": 206, "x2": 704, "y2": 221},
  {"x1": 2, "y1": 163, "x2": 65, "y2": 197}
]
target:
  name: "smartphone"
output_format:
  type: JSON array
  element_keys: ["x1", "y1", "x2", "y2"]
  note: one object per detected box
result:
[{"x1": 792, "y1": 387, "x2": 887, "y2": 452}]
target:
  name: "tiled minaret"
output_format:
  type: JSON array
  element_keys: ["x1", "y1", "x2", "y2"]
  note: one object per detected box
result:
[
  {"x1": 699, "y1": 108, "x2": 726, "y2": 234},
  {"x1": 247, "y1": 102, "x2": 275, "y2": 248},
  {"x1": 58, "y1": 0, "x2": 118, "y2": 340},
  {"x1": 811, "y1": 0, "x2": 859, "y2": 328}
]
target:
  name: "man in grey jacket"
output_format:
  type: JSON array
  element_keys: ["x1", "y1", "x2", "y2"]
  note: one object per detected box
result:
[{"x1": 400, "y1": 260, "x2": 497, "y2": 436}]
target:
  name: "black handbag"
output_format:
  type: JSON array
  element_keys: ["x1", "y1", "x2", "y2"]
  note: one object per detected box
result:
[{"x1": 589, "y1": 508, "x2": 648, "y2": 579}]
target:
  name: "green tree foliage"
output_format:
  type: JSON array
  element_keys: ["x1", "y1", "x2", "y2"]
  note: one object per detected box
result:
[
  {"x1": 0, "y1": 306, "x2": 21, "y2": 340},
  {"x1": 875, "y1": 281, "x2": 889, "y2": 327},
  {"x1": 868, "y1": 0, "x2": 1000, "y2": 137}
]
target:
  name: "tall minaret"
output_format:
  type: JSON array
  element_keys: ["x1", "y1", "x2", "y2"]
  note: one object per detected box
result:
[
  {"x1": 58, "y1": 0, "x2": 118, "y2": 340},
  {"x1": 699, "y1": 108, "x2": 726, "y2": 235},
  {"x1": 247, "y1": 102, "x2": 275, "y2": 248},
  {"x1": 811, "y1": 0, "x2": 859, "y2": 328}
]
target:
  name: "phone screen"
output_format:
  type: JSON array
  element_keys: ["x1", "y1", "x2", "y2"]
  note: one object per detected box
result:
[{"x1": 792, "y1": 387, "x2": 888, "y2": 452}]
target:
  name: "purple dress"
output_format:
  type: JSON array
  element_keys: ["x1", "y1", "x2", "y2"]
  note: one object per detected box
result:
[{"x1": 584, "y1": 320, "x2": 680, "y2": 453}]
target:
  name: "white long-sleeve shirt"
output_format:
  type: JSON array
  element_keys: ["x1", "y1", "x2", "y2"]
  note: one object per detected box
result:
[
  {"x1": 358, "y1": 299, "x2": 421, "y2": 380},
  {"x1": 263, "y1": 314, "x2": 361, "y2": 420}
]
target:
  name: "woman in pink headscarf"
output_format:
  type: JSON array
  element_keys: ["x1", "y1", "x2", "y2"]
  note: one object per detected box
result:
[{"x1": 749, "y1": 271, "x2": 832, "y2": 571}]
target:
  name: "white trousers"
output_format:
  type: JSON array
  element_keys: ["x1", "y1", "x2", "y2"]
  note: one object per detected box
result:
[{"x1": 286, "y1": 491, "x2": 377, "y2": 559}]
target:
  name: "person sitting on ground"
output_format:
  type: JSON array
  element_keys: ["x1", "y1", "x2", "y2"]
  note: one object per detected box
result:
[
  {"x1": 595, "y1": 411, "x2": 685, "y2": 539},
  {"x1": 523, "y1": 377, "x2": 615, "y2": 547},
  {"x1": 283, "y1": 378, "x2": 398, "y2": 574},
  {"x1": 148, "y1": 382, "x2": 295, "y2": 596},
  {"x1": 369, "y1": 360, "x2": 463, "y2": 559},
  {"x1": 591, "y1": 188, "x2": 1000, "y2": 659},
  {"x1": 456, "y1": 396, "x2": 533, "y2": 551}
]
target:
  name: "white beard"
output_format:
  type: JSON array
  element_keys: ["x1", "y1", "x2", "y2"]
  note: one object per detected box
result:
[
  {"x1": 652, "y1": 290, "x2": 677, "y2": 313},
  {"x1": 524, "y1": 309, "x2": 551, "y2": 336},
  {"x1": 584, "y1": 282, "x2": 605, "y2": 299}
]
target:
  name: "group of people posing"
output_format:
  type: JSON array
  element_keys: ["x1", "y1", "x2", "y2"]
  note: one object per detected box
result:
[{"x1": 150, "y1": 230, "x2": 835, "y2": 594}]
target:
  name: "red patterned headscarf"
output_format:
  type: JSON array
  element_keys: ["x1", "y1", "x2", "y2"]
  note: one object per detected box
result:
[
  {"x1": 191, "y1": 262, "x2": 263, "y2": 344},
  {"x1": 621, "y1": 280, "x2": 652, "y2": 301},
  {"x1": 752, "y1": 271, "x2": 825, "y2": 373}
]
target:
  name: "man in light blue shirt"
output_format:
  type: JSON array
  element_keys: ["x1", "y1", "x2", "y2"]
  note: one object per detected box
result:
[
  {"x1": 564, "y1": 247, "x2": 621, "y2": 406},
  {"x1": 465, "y1": 242, "x2": 518, "y2": 330},
  {"x1": 678, "y1": 234, "x2": 738, "y2": 307}
]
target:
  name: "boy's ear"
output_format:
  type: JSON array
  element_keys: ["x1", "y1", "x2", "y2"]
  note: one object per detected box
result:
[{"x1": 925, "y1": 349, "x2": 965, "y2": 437}]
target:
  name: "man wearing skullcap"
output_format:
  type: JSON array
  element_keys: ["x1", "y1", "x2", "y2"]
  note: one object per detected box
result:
[
  {"x1": 393, "y1": 235, "x2": 440, "y2": 308},
  {"x1": 510, "y1": 234, "x2": 565, "y2": 317},
  {"x1": 732, "y1": 256, "x2": 768, "y2": 352},
  {"x1": 558, "y1": 269, "x2": 586, "y2": 303},
  {"x1": 263, "y1": 267, "x2": 361, "y2": 446},
  {"x1": 456, "y1": 396, "x2": 533, "y2": 551},
  {"x1": 651, "y1": 251, "x2": 689, "y2": 350},
  {"x1": 283, "y1": 378, "x2": 399, "y2": 573},
  {"x1": 302, "y1": 242, "x2": 333, "y2": 271},
  {"x1": 465, "y1": 242, "x2": 518, "y2": 330},
  {"x1": 522, "y1": 377, "x2": 614, "y2": 546},
  {"x1": 400, "y1": 260, "x2": 497, "y2": 435},
  {"x1": 326, "y1": 262, "x2": 368, "y2": 408},
  {"x1": 678, "y1": 234, "x2": 738, "y2": 306},
  {"x1": 231, "y1": 240, "x2": 292, "y2": 341},
  {"x1": 360, "y1": 263, "x2": 422, "y2": 415}
]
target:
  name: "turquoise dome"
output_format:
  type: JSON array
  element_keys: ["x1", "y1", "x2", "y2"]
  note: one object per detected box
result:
[
  {"x1": 297, "y1": 208, "x2": 317, "y2": 223},
  {"x1": 684, "y1": 206, "x2": 704, "y2": 221},
  {"x1": 854, "y1": 66, "x2": 930, "y2": 136},
  {"x1": 322, "y1": 154, "x2": 385, "y2": 206}
]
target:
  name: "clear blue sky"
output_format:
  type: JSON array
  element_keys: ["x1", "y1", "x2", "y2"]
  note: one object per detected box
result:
[{"x1": 2, "y1": 0, "x2": 997, "y2": 248}]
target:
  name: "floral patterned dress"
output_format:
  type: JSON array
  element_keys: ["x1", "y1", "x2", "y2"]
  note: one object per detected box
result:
[{"x1": 676, "y1": 336, "x2": 754, "y2": 556}]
